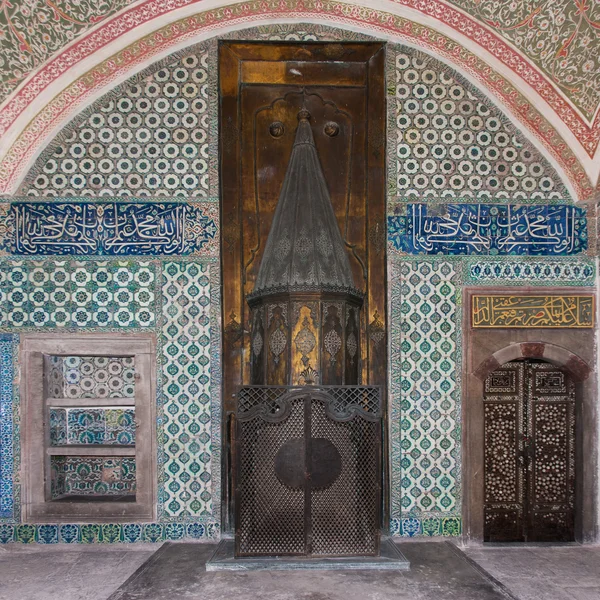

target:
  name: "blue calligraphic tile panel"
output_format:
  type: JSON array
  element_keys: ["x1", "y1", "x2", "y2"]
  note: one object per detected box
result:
[
  {"x1": 388, "y1": 204, "x2": 587, "y2": 255},
  {"x1": 10, "y1": 202, "x2": 217, "y2": 256}
]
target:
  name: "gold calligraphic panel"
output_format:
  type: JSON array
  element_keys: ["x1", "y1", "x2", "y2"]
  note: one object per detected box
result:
[{"x1": 472, "y1": 295, "x2": 595, "y2": 328}]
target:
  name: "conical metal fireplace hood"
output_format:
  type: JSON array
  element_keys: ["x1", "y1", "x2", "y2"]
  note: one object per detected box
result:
[
  {"x1": 248, "y1": 108, "x2": 362, "y2": 302},
  {"x1": 248, "y1": 109, "x2": 363, "y2": 386}
]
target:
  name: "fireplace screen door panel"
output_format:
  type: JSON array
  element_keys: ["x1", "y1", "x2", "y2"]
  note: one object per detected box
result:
[
  {"x1": 483, "y1": 361, "x2": 575, "y2": 542},
  {"x1": 235, "y1": 386, "x2": 381, "y2": 557}
]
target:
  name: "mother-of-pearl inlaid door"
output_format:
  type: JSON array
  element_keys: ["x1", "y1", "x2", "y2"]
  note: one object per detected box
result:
[{"x1": 483, "y1": 360, "x2": 575, "y2": 542}]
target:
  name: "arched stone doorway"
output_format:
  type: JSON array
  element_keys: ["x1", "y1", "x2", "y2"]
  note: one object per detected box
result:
[
  {"x1": 483, "y1": 359, "x2": 575, "y2": 542},
  {"x1": 464, "y1": 341, "x2": 597, "y2": 543}
]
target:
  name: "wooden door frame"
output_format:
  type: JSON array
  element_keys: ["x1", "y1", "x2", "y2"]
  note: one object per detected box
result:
[{"x1": 462, "y1": 287, "x2": 598, "y2": 543}]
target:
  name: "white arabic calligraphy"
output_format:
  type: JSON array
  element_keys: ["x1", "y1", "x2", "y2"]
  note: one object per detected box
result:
[
  {"x1": 14, "y1": 203, "x2": 187, "y2": 255},
  {"x1": 406, "y1": 204, "x2": 582, "y2": 255}
]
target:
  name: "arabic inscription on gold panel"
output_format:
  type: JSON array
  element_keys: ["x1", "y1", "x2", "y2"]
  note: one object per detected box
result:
[{"x1": 472, "y1": 295, "x2": 594, "y2": 328}]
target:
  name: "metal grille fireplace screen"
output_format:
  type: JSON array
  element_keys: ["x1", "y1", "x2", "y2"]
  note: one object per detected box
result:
[{"x1": 235, "y1": 386, "x2": 382, "y2": 557}]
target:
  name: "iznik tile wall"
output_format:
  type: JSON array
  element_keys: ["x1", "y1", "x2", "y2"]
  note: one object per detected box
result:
[
  {"x1": 160, "y1": 262, "x2": 216, "y2": 518},
  {"x1": 385, "y1": 44, "x2": 596, "y2": 538},
  {"x1": 0, "y1": 25, "x2": 593, "y2": 544},
  {"x1": 49, "y1": 408, "x2": 136, "y2": 446},
  {"x1": 46, "y1": 356, "x2": 136, "y2": 399},
  {"x1": 389, "y1": 50, "x2": 570, "y2": 201},
  {"x1": 0, "y1": 335, "x2": 14, "y2": 520},
  {"x1": 0, "y1": 259, "x2": 158, "y2": 329},
  {"x1": 390, "y1": 261, "x2": 460, "y2": 524},
  {"x1": 50, "y1": 456, "x2": 136, "y2": 499},
  {"x1": 0, "y1": 257, "x2": 222, "y2": 542},
  {"x1": 19, "y1": 51, "x2": 217, "y2": 199}
]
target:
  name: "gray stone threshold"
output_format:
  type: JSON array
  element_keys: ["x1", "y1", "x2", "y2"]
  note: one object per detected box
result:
[
  {"x1": 205, "y1": 538, "x2": 410, "y2": 571},
  {"x1": 478, "y1": 542, "x2": 581, "y2": 548},
  {"x1": 446, "y1": 543, "x2": 520, "y2": 600}
]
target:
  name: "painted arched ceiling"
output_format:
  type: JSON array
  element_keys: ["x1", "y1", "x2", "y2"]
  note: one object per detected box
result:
[
  {"x1": 1, "y1": 0, "x2": 599, "y2": 124},
  {"x1": 0, "y1": 0, "x2": 599, "y2": 199}
]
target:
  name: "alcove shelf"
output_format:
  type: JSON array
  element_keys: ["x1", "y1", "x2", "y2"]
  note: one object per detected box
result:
[{"x1": 21, "y1": 334, "x2": 156, "y2": 522}]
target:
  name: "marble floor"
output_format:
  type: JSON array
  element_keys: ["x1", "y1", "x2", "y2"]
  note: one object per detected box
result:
[
  {"x1": 463, "y1": 545, "x2": 600, "y2": 600},
  {"x1": 0, "y1": 541, "x2": 599, "y2": 600},
  {"x1": 0, "y1": 543, "x2": 155, "y2": 600}
]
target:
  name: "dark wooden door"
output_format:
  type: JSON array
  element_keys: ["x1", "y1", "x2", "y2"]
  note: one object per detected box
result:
[
  {"x1": 219, "y1": 42, "x2": 387, "y2": 530},
  {"x1": 483, "y1": 360, "x2": 575, "y2": 542}
]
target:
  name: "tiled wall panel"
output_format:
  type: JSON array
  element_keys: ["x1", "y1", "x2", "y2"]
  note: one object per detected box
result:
[
  {"x1": 0, "y1": 336, "x2": 14, "y2": 520},
  {"x1": 160, "y1": 262, "x2": 215, "y2": 519},
  {"x1": 0, "y1": 27, "x2": 591, "y2": 543},
  {"x1": 0, "y1": 260, "x2": 157, "y2": 329},
  {"x1": 390, "y1": 261, "x2": 460, "y2": 519}
]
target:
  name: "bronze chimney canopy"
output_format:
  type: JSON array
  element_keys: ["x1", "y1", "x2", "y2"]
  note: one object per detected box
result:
[{"x1": 248, "y1": 109, "x2": 363, "y2": 387}]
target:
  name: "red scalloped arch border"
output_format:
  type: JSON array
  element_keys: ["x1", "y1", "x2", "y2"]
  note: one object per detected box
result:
[{"x1": 0, "y1": 0, "x2": 593, "y2": 199}]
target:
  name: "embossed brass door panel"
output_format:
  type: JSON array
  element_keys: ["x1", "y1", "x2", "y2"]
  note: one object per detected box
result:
[
  {"x1": 219, "y1": 42, "x2": 386, "y2": 529},
  {"x1": 484, "y1": 361, "x2": 575, "y2": 542}
]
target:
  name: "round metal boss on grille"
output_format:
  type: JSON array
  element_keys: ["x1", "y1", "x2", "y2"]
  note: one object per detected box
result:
[{"x1": 274, "y1": 437, "x2": 342, "y2": 489}]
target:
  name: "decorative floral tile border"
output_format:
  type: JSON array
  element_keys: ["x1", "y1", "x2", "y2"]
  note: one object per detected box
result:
[
  {"x1": 390, "y1": 516, "x2": 461, "y2": 537},
  {"x1": 0, "y1": 521, "x2": 220, "y2": 543}
]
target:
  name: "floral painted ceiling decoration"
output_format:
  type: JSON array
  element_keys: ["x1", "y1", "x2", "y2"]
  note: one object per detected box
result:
[
  {"x1": 0, "y1": 0, "x2": 598, "y2": 130},
  {"x1": 448, "y1": 0, "x2": 600, "y2": 122},
  {"x1": 0, "y1": 0, "x2": 136, "y2": 103}
]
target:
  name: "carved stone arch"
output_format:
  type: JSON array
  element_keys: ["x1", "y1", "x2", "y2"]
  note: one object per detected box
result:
[
  {"x1": 474, "y1": 342, "x2": 592, "y2": 383},
  {"x1": 0, "y1": 12, "x2": 588, "y2": 200}
]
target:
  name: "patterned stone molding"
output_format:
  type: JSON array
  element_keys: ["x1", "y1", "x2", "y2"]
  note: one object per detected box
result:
[{"x1": 474, "y1": 343, "x2": 592, "y2": 383}]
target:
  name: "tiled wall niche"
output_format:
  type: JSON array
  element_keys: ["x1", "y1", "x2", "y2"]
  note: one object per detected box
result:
[
  {"x1": 20, "y1": 335, "x2": 155, "y2": 522},
  {"x1": 50, "y1": 456, "x2": 137, "y2": 499},
  {"x1": 50, "y1": 407, "x2": 136, "y2": 446},
  {"x1": 0, "y1": 23, "x2": 595, "y2": 544}
]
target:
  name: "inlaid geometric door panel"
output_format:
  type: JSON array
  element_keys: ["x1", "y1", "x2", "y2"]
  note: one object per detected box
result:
[{"x1": 484, "y1": 360, "x2": 575, "y2": 542}]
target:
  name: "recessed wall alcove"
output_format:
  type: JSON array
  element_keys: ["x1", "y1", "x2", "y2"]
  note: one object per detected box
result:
[{"x1": 0, "y1": 18, "x2": 592, "y2": 546}]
